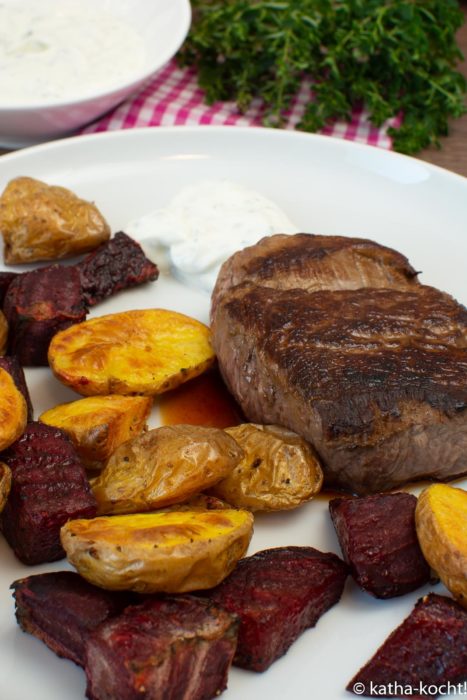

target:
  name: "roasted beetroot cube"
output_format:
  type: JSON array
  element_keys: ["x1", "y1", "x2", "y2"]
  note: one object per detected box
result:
[
  {"x1": 78, "y1": 231, "x2": 158, "y2": 307},
  {"x1": 204, "y1": 546, "x2": 348, "y2": 672},
  {"x1": 0, "y1": 355, "x2": 33, "y2": 419},
  {"x1": 1, "y1": 422, "x2": 97, "y2": 564},
  {"x1": 348, "y1": 593, "x2": 467, "y2": 698},
  {"x1": 3, "y1": 264, "x2": 87, "y2": 366},
  {"x1": 0, "y1": 271, "x2": 18, "y2": 305},
  {"x1": 12, "y1": 572, "x2": 134, "y2": 667},
  {"x1": 84, "y1": 596, "x2": 238, "y2": 700},
  {"x1": 329, "y1": 493, "x2": 431, "y2": 598}
]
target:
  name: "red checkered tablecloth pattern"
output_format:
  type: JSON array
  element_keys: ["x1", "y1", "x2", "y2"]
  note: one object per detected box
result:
[{"x1": 80, "y1": 60, "x2": 401, "y2": 149}]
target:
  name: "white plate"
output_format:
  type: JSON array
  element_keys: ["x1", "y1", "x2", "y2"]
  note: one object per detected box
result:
[{"x1": 0, "y1": 127, "x2": 465, "y2": 700}]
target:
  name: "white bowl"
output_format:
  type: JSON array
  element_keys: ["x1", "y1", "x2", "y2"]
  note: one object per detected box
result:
[{"x1": 0, "y1": 0, "x2": 191, "y2": 148}]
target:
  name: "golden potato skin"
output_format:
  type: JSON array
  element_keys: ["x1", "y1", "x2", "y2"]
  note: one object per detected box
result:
[
  {"x1": 0, "y1": 311, "x2": 7, "y2": 355},
  {"x1": 0, "y1": 367, "x2": 27, "y2": 451},
  {"x1": 0, "y1": 462, "x2": 12, "y2": 513},
  {"x1": 0, "y1": 176, "x2": 110, "y2": 264},
  {"x1": 39, "y1": 395, "x2": 152, "y2": 469},
  {"x1": 210, "y1": 423, "x2": 323, "y2": 511},
  {"x1": 92, "y1": 424, "x2": 244, "y2": 515},
  {"x1": 415, "y1": 483, "x2": 467, "y2": 608},
  {"x1": 61, "y1": 509, "x2": 254, "y2": 593},
  {"x1": 48, "y1": 309, "x2": 215, "y2": 396}
]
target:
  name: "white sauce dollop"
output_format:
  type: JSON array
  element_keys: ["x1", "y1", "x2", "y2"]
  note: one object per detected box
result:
[
  {"x1": 0, "y1": 3, "x2": 145, "y2": 103},
  {"x1": 126, "y1": 181, "x2": 300, "y2": 292}
]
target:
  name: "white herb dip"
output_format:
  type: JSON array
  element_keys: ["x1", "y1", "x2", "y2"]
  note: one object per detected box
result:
[
  {"x1": 126, "y1": 180, "x2": 300, "y2": 292},
  {"x1": 0, "y1": 3, "x2": 145, "y2": 103}
]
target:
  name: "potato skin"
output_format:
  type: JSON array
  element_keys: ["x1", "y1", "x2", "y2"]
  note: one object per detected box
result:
[
  {"x1": 0, "y1": 367, "x2": 27, "y2": 451},
  {"x1": 0, "y1": 311, "x2": 7, "y2": 355},
  {"x1": 92, "y1": 424, "x2": 244, "y2": 515},
  {"x1": 60, "y1": 509, "x2": 254, "y2": 593},
  {"x1": 0, "y1": 176, "x2": 110, "y2": 264},
  {"x1": 210, "y1": 423, "x2": 323, "y2": 511},
  {"x1": 415, "y1": 483, "x2": 467, "y2": 608},
  {"x1": 39, "y1": 395, "x2": 152, "y2": 469},
  {"x1": 0, "y1": 462, "x2": 12, "y2": 513},
  {"x1": 48, "y1": 309, "x2": 215, "y2": 396}
]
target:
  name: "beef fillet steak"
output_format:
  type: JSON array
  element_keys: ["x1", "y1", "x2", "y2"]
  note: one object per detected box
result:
[{"x1": 211, "y1": 234, "x2": 467, "y2": 494}]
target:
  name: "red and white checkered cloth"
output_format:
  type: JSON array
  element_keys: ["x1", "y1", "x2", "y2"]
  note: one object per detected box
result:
[{"x1": 80, "y1": 59, "x2": 401, "y2": 149}]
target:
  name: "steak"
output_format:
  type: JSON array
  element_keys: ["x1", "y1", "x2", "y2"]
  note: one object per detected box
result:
[{"x1": 211, "y1": 234, "x2": 467, "y2": 494}]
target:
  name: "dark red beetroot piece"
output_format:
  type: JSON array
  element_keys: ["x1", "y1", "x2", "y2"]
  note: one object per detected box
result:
[
  {"x1": 77, "y1": 231, "x2": 159, "y2": 307},
  {"x1": 84, "y1": 596, "x2": 239, "y2": 700},
  {"x1": 1, "y1": 422, "x2": 97, "y2": 564},
  {"x1": 203, "y1": 546, "x2": 348, "y2": 672},
  {"x1": 0, "y1": 271, "x2": 18, "y2": 305},
  {"x1": 0, "y1": 355, "x2": 33, "y2": 419},
  {"x1": 348, "y1": 593, "x2": 467, "y2": 698},
  {"x1": 3, "y1": 264, "x2": 87, "y2": 366},
  {"x1": 329, "y1": 493, "x2": 431, "y2": 599},
  {"x1": 12, "y1": 572, "x2": 134, "y2": 667}
]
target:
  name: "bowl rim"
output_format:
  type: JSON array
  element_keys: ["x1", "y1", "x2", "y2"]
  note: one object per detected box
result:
[{"x1": 0, "y1": 0, "x2": 192, "y2": 112}]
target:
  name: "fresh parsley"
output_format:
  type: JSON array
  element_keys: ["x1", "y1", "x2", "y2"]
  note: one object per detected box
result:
[{"x1": 178, "y1": 0, "x2": 466, "y2": 154}]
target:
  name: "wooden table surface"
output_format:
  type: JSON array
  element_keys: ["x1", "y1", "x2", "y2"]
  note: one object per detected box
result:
[{"x1": 1, "y1": 4, "x2": 467, "y2": 177}]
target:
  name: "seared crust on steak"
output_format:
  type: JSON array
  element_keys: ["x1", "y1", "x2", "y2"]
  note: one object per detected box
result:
[
  {"x1": 211, "y1": 235, "x2": 467, "y2": 494},
  {"x1": 212, "y1": 233, "x2": 418, "y2": 309}
]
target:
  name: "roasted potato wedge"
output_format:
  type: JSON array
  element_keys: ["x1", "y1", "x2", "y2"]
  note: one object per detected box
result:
[
  {"x1": 210, "y1": 423, "x2": 323, "y2": 511},
  {"x1": 39, "y1": 395, "x2": 152, "y2": 469},
  {"x1": 0, "y1": 176, "x2": 110, "y2": 264},
  {"x1": 61, "y1": 509, "x2": 254, "y2": 593},
  {"x1": 91, "y1": 424, "x2": 244, "y2": 515},
  {"x1": 0, "y1": 462, "x2": 12, "y2": 512},
  {"x1": 415, "y1": 483, "x2": 467, "y2": 608},
  {"x1": 48, "y1": 309, "x2": 215, "y2": 396},
  {"x1": 0, "y1": 310, "x2": 7, "y2": 355},
  {"x1": 0, "y1": 367, "x2": 27, "y2": 450}
]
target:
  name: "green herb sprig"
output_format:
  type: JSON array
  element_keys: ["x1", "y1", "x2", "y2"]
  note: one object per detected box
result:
[{"x1": 178, "y1": 0, "x2": 466, "y2": 154}]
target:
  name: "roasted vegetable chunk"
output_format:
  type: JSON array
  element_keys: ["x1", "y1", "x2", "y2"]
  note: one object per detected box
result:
[
  {"x1": 0, "y1": 461, "x2": 11, "y2": 512},
  {"x1": 92, "y1": 424, "x2": 244, "y2": 515},
  {"x1": 78, "y1": 231, "x2": 159, "y2": 307},
  {"x1": 0, "y1": 310, "x2": 7, "y2": 355},
  {"x1": 49, "y1": 309, "x2": 215, "y2": 395},
  {"x1": 11, "y1": 572, "x2": 134, "y2": 667},
  {"x1": 4, "y1": 264, "x2": 87, "y2": 366},
  {"x1": 1, "y1": 422, "x2": 97, "y2": 565},
  {"x1": 348, "y1": 594, "x2": 467, "y2": 697},
  {"x1": 39, "y1": 395, "x2": 152, "y2": 469},
  {"x1": 84, "y1": 596, "x2": 239, "y2": 700},
  {"x1": 0, "y1": 355, "x2": 34, "y2": 419},
  {"x1": 0, "y1": 176, "x2": 110, "y2": 264},
  {"x1": 415, "y1": 484, "x2": 467, "y2": 608},
  {"x1": 330, "y1": 493, "x2": 431, "y2": 598},
  {"x1": 0, "y1": 367, "x2": 27, "y2": 451},
  {"x1": 210, "y1": 423, "x2": 323, "y2": 511},
  {"x1": 204, "y1": 546, "x2": 348, "y2": 672},
  {"x1": 61, "y1": 509, "x2": 254, "y2": 593},
  {"x1": 0, "y1": 271, "x2": 18, "y2": 305}
]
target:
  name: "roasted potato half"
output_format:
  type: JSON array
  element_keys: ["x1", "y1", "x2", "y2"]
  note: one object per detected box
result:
[
  {"x1": 0, "y1": 310, "x2": 7, "y2": 355},
  {"x1": 39, "y1": 395, "x2": 152, "y2": 469},
  {"x1": 48, "y1": 309, "x2": 215, "y2": 396},
  {"x1": 91, "y1": 424, "x2": 244, "y2": 515},
  {"x1": 415, "y1": 483, "x2": 467, "y2": 608},
  {"x1": 210, "y1": 423, "x2": 323, "y2": 511},
  {"x1": 0, "y1": 367, "x2": 27, "y2": 451},
  {"x1": 0, "y1": 176, "x2": 110, "y2": 264},
  {"x1": 61, "y1": 509, "x2": 254, "y2": 593},
  {"x1": 0, "y1": 462, "x2": 12, "y2": 512}
]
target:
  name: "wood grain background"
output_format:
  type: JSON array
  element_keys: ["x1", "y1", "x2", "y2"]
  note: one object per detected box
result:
[{"x1": 1, "y1": 3, "x2": 467, "y2": 176}]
